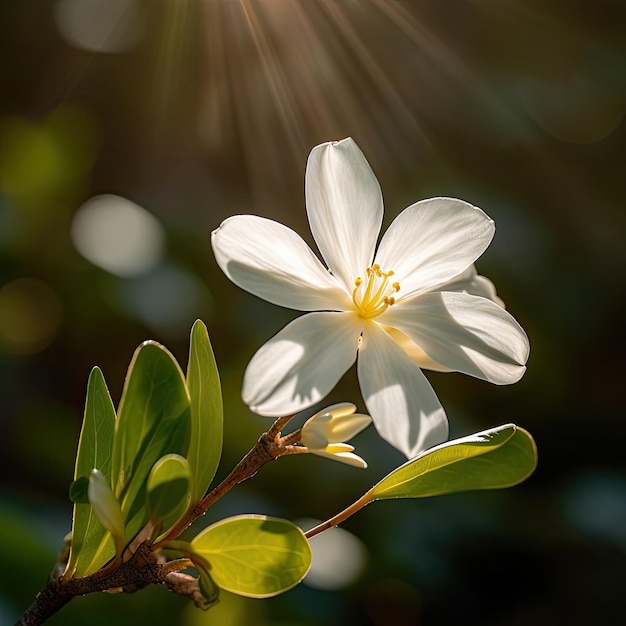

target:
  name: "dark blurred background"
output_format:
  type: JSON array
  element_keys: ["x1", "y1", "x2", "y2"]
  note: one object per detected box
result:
[{"x1": 1, "y1": 1, "x2": 625, "y2": 624}]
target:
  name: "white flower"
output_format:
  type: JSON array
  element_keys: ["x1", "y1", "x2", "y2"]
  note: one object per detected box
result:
[
  {"x1": 300, "y1": 402, "x2": 372, "y2": 468},
  {"x1": 211, "y1": 138, "x2": 529, "y2": 458}
]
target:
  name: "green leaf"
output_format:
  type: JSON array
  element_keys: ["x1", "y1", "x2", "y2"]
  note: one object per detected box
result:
[
  {"x1": 146, "y1": 454, "x2": 192, "y2": 535},
  {"x1": 191, "y1": 515, "x2": 311, "y2": 598},
  {"x1": 65, "y1": 367, "x2": 116, "y2": 579},
  {"x1": 197, "y1": 569, "x2": 221, "y2": 610},
  {"x1": 186, "y1": 320, "x2": 223, "y2": 502},
  {"x1": 68, "y1": 475, "x2": 89, "y2": 504},
  {"x1": 111, "y1": 341, "x2": 192, "y2": 543},
  {"x1": 370, "y1": 424, "x2": 537, "y2": 501}
]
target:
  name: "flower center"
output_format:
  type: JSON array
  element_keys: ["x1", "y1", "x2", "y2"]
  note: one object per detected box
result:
[{"x1": 352, "y1": 264, "x2": 400, "y2": 319}]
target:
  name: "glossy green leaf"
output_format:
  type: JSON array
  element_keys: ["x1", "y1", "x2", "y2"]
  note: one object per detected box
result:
[
  {"x1": 111, "y1": 341, "x2": 192, "y2": 543},
  {"x1": 191, "y1": 515, "x2": 311, "y2": 598},
  {"x1": 68, "y1": 475, "x2": 89, "y2": 504},
  {"x1": 370, "y1": 424, "x2": 537, "y2": 501},
  {"x1": 65, "y1": 367, "x2": 116, "y2": 579},
  {"x1": 196, "y1": 566, "x2": 221, "y2": 610},
  {"x1": 186, "y1": 320, "x2": 223, "y2": 502},
  {"x1": 146, "y1": 454, "x2": 192, "y2": 535}
]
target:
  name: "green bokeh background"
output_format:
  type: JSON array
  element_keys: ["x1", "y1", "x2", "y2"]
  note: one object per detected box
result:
[{"x1": 1, "y1": 1, "x2": 625, "y2": 624}]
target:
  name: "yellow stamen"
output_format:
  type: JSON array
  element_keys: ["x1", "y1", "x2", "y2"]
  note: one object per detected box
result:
[{"x1": 352, "y1": 265, "x2": 400, "y2": 319}]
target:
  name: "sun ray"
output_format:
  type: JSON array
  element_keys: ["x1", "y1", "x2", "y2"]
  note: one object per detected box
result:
[{"x1": 139, "y1": 0, "x2": 618, "y2": 214}]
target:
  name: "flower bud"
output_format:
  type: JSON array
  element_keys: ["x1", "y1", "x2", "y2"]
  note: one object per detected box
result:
[
  {"x1": 301, "y1": 403, "x2": 371, "y2": 468},
  {"x1": 88, "y1": 468, "x2": 126, "y2": 554}
]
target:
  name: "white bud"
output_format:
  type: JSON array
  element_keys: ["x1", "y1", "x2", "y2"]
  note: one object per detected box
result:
[
  {"x1": 88, "y1": 468, "x2": 126, "y2": 554},
  {"x1": 300, "y1": 403, "x2": 372, "y2": 468}
]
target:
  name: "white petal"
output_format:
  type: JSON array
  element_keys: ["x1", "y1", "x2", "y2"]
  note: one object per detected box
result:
[
  {"x1": 242, "y1": 312, "x2": 364, "y2": 416},
  {"x1": 357, "y1": 322, "x2": 449, "y2": 458},
  {"x1": 304, "y1": 402, "x2": 356, "y2": 427},
  {"x1": 374, "y1": 198, "x2": 495, "y2": 298},
  {"x1": 301, "y1": 404, "x2": 371, "y2": 446},
  {"x1": 317, "y1": 402, "x2": 357, "y2": 418},
  {"x1": 211, "y1": 215, "x2": 352, "y2": 311},
  {"x1": 382, "y1": 325, "x2": 453, "y2": 372},
  {"x1": 305, "y1": 138, "x2": 383, "y2": 292},
  {"x1": 311, "y1": 448, "x2": 368, "y2": 469},
  {"x1": 381, "y1": 265, "x2": 507, "y2": 369},
  {"x1": 300, "y1": 427, "x2": 329, "y2": 449},
  {"x1": 323, "y1": 443, "x2": 355, "y2": 454},
  {"x1": 384, "y1": 291, "x2": 529, "y2": 384},
  {"x1": 436, "y1": 265, "x2": 505, "y2": 308},
  {"x1": 327, "y1": 413, "x2": 372, "y2": 442}
]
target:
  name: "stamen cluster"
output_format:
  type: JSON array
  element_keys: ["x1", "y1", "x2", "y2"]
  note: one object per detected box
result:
[{"x1": 352, "y1": 264, "x2": 400, "y2": 319}]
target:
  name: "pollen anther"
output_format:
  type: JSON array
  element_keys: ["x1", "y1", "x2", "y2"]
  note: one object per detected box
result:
[{"x1": 352, "y1": 265, "x2": 400, "y2": 319}]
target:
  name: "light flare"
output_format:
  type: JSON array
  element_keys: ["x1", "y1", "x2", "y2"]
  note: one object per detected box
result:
[{"x1": 193, "y1": 0, "x2": 464, "y2": 203}]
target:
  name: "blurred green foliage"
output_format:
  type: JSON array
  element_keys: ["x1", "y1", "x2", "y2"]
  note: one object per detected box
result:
[{"x1": 1, "y1": 1, "x2": 625, "y2": 624}]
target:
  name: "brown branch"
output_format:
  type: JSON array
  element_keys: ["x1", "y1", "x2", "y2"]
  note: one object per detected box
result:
[
  {"x1": 16, "y1": 414, "x2": 300, "y2": 626},
  {"x1": 153, "y1": 414, "x2": 296, "y2": 548},
  {"x1": 14, "y1": 585, "x2": 72, "y2": 626},
  {"x1": 15, "y1": 545, "x2": 186, "y2": 626},
  {"x1": 164, "y1": 572, "x2": 208, "y2": 609}
]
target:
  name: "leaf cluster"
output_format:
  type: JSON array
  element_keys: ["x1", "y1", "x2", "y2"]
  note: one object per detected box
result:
[
  {"x1": 42, "y1": 320, "x2": 538, "y2": 620},
  {"x1": 63, "y1": 320, "x2": 311, "y2": 605}
]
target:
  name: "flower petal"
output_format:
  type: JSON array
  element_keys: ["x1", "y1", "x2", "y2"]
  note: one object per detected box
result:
[
  {"x1": 374, "y1": 198, "x2": 495, "y2": 298},
  {"x1": 381, "y1": 266, "x2": 507, "y2": 371},
  {"x1": 310, "y1": 448, "x2": 368, "y2": 469},
  {"x1": 436, "y1": 265, "x2": 505, "y2": 308},
  {"x1": 383, "y1": 291, "x2": 529, "y2": 384},
  {"x1": 382, "y1": 325, "x2": 453, "y2": 372},
  {"x1": 357, "y1": 321, "x2": 449, "y2": 458},
  {"x1": 301, "y1": 403, "x2": 371, "y2": 447},
  {"x1": 242, "y1": 312, "x2": 364, "y2": 416},
  {"x1": 323, "y1": 443, "x2": 355, "y2": 454},
  {"x1": 305, "y1": 138, "x2": 383, "y2": 292},
  {"x1": 327, "y1": 412, "x2": 372, "y2": 442},
  {"x1": 300, "y1": 428, "x2": 328, "y2": 450},
  {"x1": 211, "y1": 215, "x2": 352, "y2": 311}
]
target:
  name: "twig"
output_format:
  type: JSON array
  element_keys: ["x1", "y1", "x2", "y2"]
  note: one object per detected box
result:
[
  {"x1": 16, "y1": 414, "x2": 299, "y2": 625},
  {"x1": 304, "y1": 491, "x2": 372, "y2": 540},
  {"x1": 15, "y1": 546, "x2": 184, "y2": 626},
  {"x1": 153, "y1": 414, "x2": 297, "y2": 548}
]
